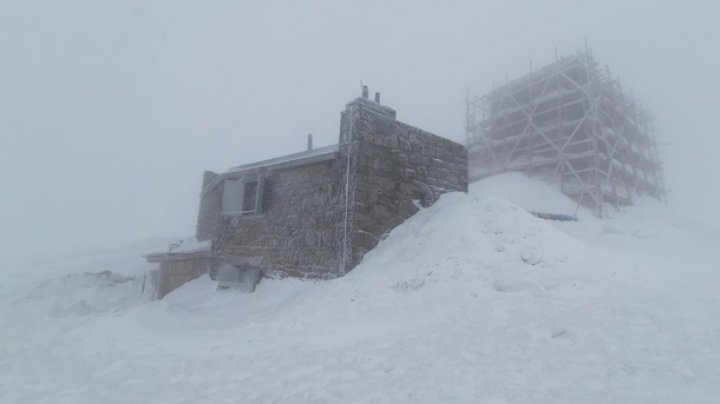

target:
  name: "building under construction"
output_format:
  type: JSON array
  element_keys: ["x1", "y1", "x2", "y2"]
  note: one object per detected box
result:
[{"x1": 466, "y1": 50, "x2": 666, "y2": 217}]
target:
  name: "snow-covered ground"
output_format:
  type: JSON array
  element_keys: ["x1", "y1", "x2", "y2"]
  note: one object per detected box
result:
[{"x1": 2, "y1": 173, "x2": 719, "y2": 403}]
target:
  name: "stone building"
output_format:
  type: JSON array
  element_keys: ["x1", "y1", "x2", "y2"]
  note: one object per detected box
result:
[{"x1": 145, "y1": 91, "x2": 467, "y2": 298}]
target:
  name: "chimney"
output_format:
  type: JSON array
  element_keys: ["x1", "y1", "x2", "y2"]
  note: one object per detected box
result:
[
  {"x1": 307, "y1": 133, "x2": 313, "y2": 151},
  {"x1": 374, "y1": 92, "x2": 380, "y2": 103},
  {"x1": 362, "y1": 85, "x2": 369, "y2": 99}
]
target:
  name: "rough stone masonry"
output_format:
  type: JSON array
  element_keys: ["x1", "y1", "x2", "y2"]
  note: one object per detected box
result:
[{"x1": 148, "y1": 92, "x2": 468, "y2": 296}]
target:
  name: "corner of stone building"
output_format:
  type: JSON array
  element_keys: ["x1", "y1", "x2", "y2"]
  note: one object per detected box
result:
[
  {"x1": 196, "y1": 170, "x2": 221, "y2": 242},
  {"x1": 338, "y1": 94, "x2": 469, "y2": 276}
]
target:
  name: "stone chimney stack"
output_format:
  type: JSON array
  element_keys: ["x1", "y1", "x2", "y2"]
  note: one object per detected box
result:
[{"x1": 307, "y1": 133, "x2": 313, "y2": 151}]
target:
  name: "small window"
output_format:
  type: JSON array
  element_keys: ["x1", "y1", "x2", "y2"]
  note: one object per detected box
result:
[{"x1": 222, "y1": 176, "x2": 264, "y2": 215}]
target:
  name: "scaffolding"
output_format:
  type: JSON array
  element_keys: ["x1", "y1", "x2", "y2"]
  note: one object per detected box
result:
[{"x1": 466, "y1": 50, "x2": 667, "y2": 217}]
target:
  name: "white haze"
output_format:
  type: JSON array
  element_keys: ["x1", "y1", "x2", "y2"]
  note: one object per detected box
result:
[{"x1": 1, "y1": 0, "x2": 719, "y2": 257}]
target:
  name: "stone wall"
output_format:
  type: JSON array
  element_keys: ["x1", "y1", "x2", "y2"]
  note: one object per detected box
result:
[
  {"x1": 196, "y1": 171, "x2": 222, "y2": 241},
  {"x1": 212, "y1": 159, "x2": 346, "y2": 279},
  {"x1": 343, "y1": 97, "x2": 468, "y2": 267},
  {"x1": 192, "y1": 96, "x2": 467, "y2": 282}
]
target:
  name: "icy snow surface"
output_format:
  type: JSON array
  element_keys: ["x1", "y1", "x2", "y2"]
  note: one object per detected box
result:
[{"x1": 2, "y1": 174, "x2": 719, "y2": 403}]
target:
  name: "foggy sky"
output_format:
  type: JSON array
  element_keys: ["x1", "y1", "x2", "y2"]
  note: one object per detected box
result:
[{"x1": 2, "y1": 0, "x2": 719, "y2": 257}]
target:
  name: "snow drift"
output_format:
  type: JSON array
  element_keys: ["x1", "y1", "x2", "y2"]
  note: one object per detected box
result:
[{"x1": 1, "y1": 174, "x2": 719, "y2": 403}]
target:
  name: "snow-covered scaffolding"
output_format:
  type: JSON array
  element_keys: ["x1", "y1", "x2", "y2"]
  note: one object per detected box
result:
[{"x1": 466, "y1": 50, "x2": 667, "y2": 217}]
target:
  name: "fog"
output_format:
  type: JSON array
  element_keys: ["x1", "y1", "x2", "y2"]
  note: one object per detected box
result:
[{"x1": 2, "y1": 0, "x2": 718, "y2": 257}]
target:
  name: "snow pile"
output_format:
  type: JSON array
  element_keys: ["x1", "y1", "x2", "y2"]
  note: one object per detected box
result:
[
  {"x1": 1, "y1": 175, "x2": 719, "y2": 403},
  {"x1": 469, "y1": 172, "x2": 584, "y2": 216}
]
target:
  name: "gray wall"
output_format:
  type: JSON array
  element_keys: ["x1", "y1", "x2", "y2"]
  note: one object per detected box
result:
[
  {"x1": 212, "y1": 160, "x2": 346, "y2": 279},
  {"x1": 196, "y1": 171, "x2": 222, "y2": 241},
  {"x1": 343, "y1": 98, "x2": 468, "y2": 267},
  {"x1": 157, "y1": 255, "x2": 212, "y2": 299}
]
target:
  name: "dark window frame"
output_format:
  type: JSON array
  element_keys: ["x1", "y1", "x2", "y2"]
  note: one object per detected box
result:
[{"x1": 221, "y1": 174, "x2": 264, "y2": 216}]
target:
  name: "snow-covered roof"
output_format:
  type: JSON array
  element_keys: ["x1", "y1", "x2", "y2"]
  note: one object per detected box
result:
[
  {"x1": 144, "y1": 238, "x2": 212, "y2": 263},
  {"x1": 200, "y1": 144, "x2": 340, "y2": 197},
  {"x1": 226, "y1": 144, "x2": 339, "y2": 174},
  {"x1": 144, "y1": 249, "x2": 212, "y2": 263}
]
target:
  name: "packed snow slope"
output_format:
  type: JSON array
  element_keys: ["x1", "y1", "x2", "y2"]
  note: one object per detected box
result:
[{"x1": 2, "y1": 173, "x2": 719, "y2": 403}]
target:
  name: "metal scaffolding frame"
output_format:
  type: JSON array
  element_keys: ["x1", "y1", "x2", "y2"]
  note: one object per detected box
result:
[{"x1": 466, "y1": 50, "x2": 667, "y2": 217}]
